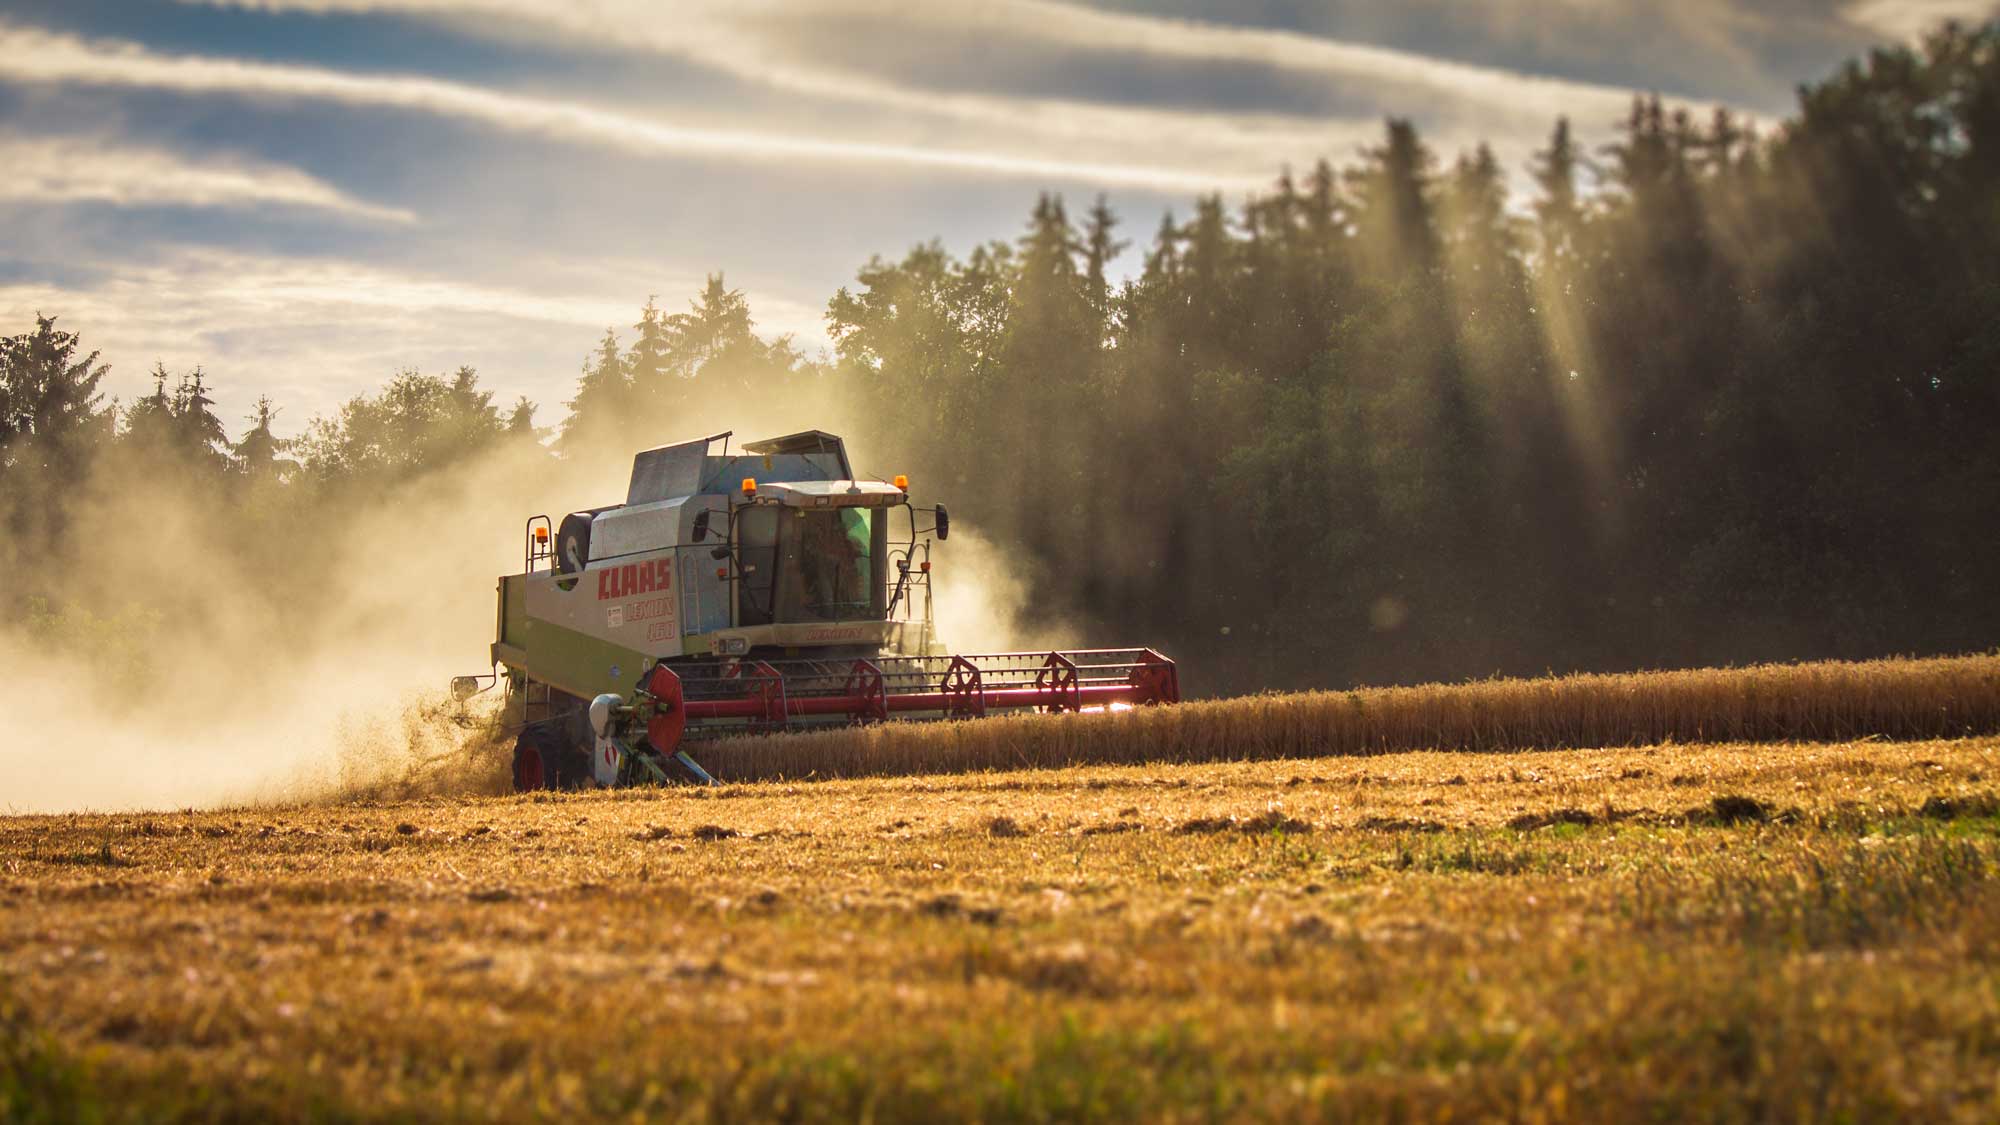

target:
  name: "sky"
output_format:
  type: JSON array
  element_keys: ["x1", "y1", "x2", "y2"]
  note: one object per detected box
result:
[{"x1": 2, "y1": 0, "x2": 1994, "y2": 436}]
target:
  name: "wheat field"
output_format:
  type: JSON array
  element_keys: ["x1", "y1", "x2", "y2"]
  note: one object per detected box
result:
[{"x1": 690, "y1": 652, "x2": 2000, "y2": 782}]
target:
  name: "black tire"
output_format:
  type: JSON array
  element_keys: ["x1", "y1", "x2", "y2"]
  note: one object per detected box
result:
[
  {"x1": 513, "y1": 718, "x2": 593, "y2": 791},
  {"x1": 512, "y1": 725, "x2": 556, "y2": 791}
]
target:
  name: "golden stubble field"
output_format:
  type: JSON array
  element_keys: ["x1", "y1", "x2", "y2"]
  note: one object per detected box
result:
[{"x1": 5, "y1": 736, "x2": 2000, "y2": 1122}]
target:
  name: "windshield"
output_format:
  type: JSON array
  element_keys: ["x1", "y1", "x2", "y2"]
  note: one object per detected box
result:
[{"x1": 737, "y1": 508, "x2": 874, "y2": 626}]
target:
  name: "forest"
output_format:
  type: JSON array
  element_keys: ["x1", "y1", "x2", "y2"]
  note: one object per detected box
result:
[{"x1": 3, "y1": 23, "x2": 1996, "y2": 695}]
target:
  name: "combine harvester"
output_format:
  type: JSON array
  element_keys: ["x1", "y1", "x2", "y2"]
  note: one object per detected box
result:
[{"x1": 457, "y1": 431, "x2": 1179, "y2": 789}]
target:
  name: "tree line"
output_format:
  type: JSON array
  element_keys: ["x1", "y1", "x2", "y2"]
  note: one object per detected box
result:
[{"x1": 4, "y1": 24, "x2": 1996, "y2": 693}]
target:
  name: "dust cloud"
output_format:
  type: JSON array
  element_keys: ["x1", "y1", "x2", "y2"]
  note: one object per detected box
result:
[
  {"x1": 925, "y1": 527, "x2": 1078, "y2": 656},
  {"x1": 0, "y1": 398, "x2": 1044, "y2": 814},
  {"x1": 0, "y1": 441, "x2": 605, "y2": 814}
]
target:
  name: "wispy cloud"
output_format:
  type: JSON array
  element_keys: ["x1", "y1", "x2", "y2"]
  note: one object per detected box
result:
[
  {"x1": 961, "y1": 0, "x2": 1650, "y2": 120},
  {"x1": 656, "y1": 0, "x2": 1663, "y2": 165},
  {"x1": 163, "y1": 0, "x2": 1800, "y2": 212},
  {"x1": 0, "y1": 133, "x2": 413, "y2": 223},
  {"x1": 0, "y1": 248, "x2": 614, "y2": 407},
  {"x1": 0, "y1": 20, "x2": 1267, "y2": 192},
  {"x1": 0, "y1": 245, "x2": 829, "y2": 426},
  {"x1": 191, "y1": 0, "x2": 1653, "y2": 116},
  {"x1": 1843, "y1": 0, "x2": 2000, "y2": 40},
  {"x1": 183, "y1": 0, "x2": 1704, "y2": 165}
]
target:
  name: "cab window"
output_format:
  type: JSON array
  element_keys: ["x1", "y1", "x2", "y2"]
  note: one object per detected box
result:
[{"x1": 736, "y1": 505, "x2": 779, "y2": 626}]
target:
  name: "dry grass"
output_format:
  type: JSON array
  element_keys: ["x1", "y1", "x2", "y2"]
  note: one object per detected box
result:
[
  {"x1": 4, "y1": 736, "x2": 2000, "y2": 1121},
  {"x1": 693, "y1": 651, "x2": 2000, "y2": 781}
]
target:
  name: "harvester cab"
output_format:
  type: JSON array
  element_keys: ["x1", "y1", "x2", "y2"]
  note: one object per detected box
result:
[{"x1": 470, "y1": 430, "x2": 1179, "y2": 790}]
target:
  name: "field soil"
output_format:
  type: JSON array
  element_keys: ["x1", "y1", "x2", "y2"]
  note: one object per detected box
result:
[{"x1": 6, "y1": 737, "x2": 2000, "y2": 1121}]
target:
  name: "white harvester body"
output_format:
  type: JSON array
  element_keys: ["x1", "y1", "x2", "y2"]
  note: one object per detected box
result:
[
  {"x1": 488, "y1": 430, "x2": 942, "y2": 705},
  {"x1": 463, "y1": 429, "x2": 1178, "y2": 790}
]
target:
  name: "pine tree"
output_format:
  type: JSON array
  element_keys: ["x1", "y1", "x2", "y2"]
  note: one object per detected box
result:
[
  {"x1": 1606, "y1": 94, "x2": 1674, "y2": 201},
  {"x1": 1010, "y1": 195, "x2": 1093, "y2": 376},
  {"x1": 1347, "y1": 119, "x2": 1440, "y2": 274},
  {"x1": 1017, "y1": 195, "x2": 1083, "y2": 286},
  {"x1": 560, "y1": 329, "x2": 633, "y2": 453},
  {"x1": 1303, "y1": 158, "x2": 1339, "y2": 240},
  {"x1": 1, "y1": 313, "x2": 110, "y2": 476},
  {"x1": 1140, "y1": 211, "x2": 1180, "y2": 287},
  {"x1": 122, "y1": 363, "x2": 177, "y2": 451},
  {"x1": 998, "y1": 194, "x2": 1097, "y2": 558},
  {"x1": 174, "y1": 367, "x2": 230, "y2": 468},
  {"x1": 504, "y1": 397, "x2": 546, "y2": 446},
  {"x1": 1701, "y1": 107, "x2": 1748, "y2": 177},
  {"x1": 1182, "y1": 197, "x2": 1230, "y2": 304},
  {"x1": 669, "y1": 274, "x2": 754, "y2": 379},
  {"x1": 442, "y1": 366, "x2": 503, "y2": 460},
  {"x1": 120, "y1": 363, "x2": 227, "y2": 468},
  {"x1": 1442, "y1": 144, "x2": 1513, "y2": 266},
  {"x1": 1081, "y1": 194, "x2": 1127, "y2": 327},
  {"x1": 231, "y1": 396, "x2": 296, "y2": 481},
  {"x1": 1266, "y1": 166, "x2": 1301, "y2": 241},
  {"x1": 627, "y1": 296, "x2": 676, "y2": 416},
  {"x1": 1531, "y1": 118, "x2": 1587, "y2": 260}
]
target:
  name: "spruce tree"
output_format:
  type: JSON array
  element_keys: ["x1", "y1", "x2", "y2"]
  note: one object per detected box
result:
[
  {"x1": 1082, "y1": 194, "x2": 1126, "y2": 328},
  {"x1": 174, "y1": 367, "x2": 230, "y2": 468},
  {"x1": 231, "y1": 396, "x2": 296, "y2": 481},
  {"x1": 1531, "y1": 118, "x2": 1587, "y2": 260},
  {"x1": 1, "y1": 313, "x2": 110, "y2": 476},
  {"x1": 559, "y1": 329, "x2": 632, "y2": 454}
]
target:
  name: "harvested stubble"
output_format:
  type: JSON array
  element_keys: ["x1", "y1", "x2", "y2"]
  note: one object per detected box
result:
[
  {"x1": 6, "y1": 738, "x2": 2000, "y2": 1121},
  {"x1": 695, "y1": 653, "x2": 2000, "y2": 782}
]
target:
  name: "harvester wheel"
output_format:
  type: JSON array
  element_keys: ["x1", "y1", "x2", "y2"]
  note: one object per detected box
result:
[
  {"x1": 511, "y1": 725, "x2": 554, "y2": 791},
  {"x1": 512, "y1": 719, "x2": 597, "y2": 791}
]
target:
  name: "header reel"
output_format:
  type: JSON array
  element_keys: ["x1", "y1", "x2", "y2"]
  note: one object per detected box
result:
[{"x1": 553, "y1": 648, "x2": 1180, "y2": 788}]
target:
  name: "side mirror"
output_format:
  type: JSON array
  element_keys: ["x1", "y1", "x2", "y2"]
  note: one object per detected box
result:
[
  {"x1": 450, "y1": 675, "x2": 484, "y2": 701},
  {"x1": 692, "y1": 510, "x2": 711, "y2": 542},
  {"x1": 934, "y1": 505, "x2": 950, "y2": 541},
  {"x1": 710, "y1": 545, "x2": 731, "y2": 561}
]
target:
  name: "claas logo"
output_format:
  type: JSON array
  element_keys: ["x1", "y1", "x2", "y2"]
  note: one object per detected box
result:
[{"x1": 597, "y1": 559, "x2": 673, "y2": 601}]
